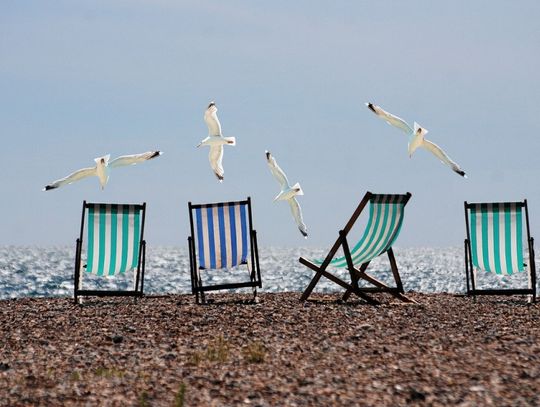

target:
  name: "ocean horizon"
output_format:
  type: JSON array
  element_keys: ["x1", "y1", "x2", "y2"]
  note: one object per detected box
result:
[{"x1": 1, "y1": 246, "x2": 537, "y2": 300}]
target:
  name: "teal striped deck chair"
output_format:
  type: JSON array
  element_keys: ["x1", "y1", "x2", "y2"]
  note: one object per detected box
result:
[
  {"x1": 464, "y1": 200, "x2": 536, "y2": 301},
  {"x1": 299, "y1": 192, "x2": 413, "y2": 304},
  {"x1": 74, "y1": 201, "x2": 146, "y2": 303},
  {"x1": 188, "y1": 197, "x2": 262, "y2": 304}
]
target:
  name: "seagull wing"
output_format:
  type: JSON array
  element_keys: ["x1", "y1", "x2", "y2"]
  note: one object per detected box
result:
[
  {"x1": 43, "y1": 166, "x2": 97, "y2": 191},
  {"x1": 288, "y1": 197, "x2": 308, "y2": 238},
  {"x1": 108, "y1": 151, "x2": 162, "y2": 168},
  {"x1": 266, "y1": 151, "x2": 290, "y2": 189},
  {"x1": 209, "y1": 145, "x2": 224, "y2": 181},
  {"x1": 204, "y1": 105, "x2": 222, "y2": 136},
  {"x1": 421, "y1": 139, "x2": 467, "y2": 177},
  {"x1": 366, "y1": 103, "x2": 413, "y2": 134}
]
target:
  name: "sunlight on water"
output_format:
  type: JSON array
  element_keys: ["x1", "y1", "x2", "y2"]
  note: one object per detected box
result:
[{"x1": 0, "y1": 246, "x2": 537, "y2": 299}]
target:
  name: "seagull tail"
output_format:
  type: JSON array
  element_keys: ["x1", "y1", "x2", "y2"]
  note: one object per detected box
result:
[{"x1": 224, "y1": 136, "x2": 236, "y2": 146}]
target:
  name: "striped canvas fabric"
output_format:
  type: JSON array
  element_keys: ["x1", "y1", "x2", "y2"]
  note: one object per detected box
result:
[
  {"x1": 193, "y1": 202, "x2": 249, "y2": 269},
  {"x1": 86, "y1": 204, "x2": 142, "y2": 276},
  {"x1": 315, "y1": 195, "x2": 407, "y2": 268},
  {"x1": 468, "y1": 203, "x2": 524, "y2": 275}
]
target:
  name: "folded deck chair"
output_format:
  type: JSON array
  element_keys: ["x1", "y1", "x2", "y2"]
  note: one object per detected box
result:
[
  {"x1": 188, "y1": 197, "x2": 262, "y2": 304},
  {"x1": 464, "y1": 200, "x2": 536, "y2": 301},
  {"x1": 299, "y1": 192, "x2": 413, "y2": 304},
  {"x1": 74, "y1": 201, "x2": 146, "y2": 303}
]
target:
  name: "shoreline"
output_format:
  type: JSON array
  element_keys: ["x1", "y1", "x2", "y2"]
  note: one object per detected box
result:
[{"x1": 0, "y1": 292, "x2": 539, "y2": 406}]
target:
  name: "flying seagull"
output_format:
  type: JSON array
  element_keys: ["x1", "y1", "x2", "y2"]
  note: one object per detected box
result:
[
  {"x1": 43, "y1": 151, "x2": 163, "y2": 191},
  {"x1": 366, "y1": 102, "x2": 467, "y2": 178},
  {"x1": 197, "y1": 101, "x2": 236, "y2": 182},
  {"x1": 266, "y1": 151, "x2": 308, "y2": 238}
]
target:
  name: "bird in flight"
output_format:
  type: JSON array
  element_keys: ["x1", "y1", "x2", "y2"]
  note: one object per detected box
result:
[
  {"x1": 266, "y1": 150, "x2": 308, "y2": 238},
  {"x1": 366, "y1": 102, "x2": 467, "y2": 178},
  {"x1": 197, "y1": 101, "x2": 236, "y2": 182},
  {"x1": 43, "y1": 151, "x2": 163, "y2": 191}
]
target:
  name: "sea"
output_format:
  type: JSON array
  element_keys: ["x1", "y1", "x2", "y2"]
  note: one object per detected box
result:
[{"x1": 0, "y1": 246, "x2": 537, "y2": 300}]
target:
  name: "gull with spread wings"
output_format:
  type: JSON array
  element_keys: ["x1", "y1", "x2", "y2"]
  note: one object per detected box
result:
[
  {"x1": 366, "y1": 102, "x2": 467, "y2": 178},
  {"x1": 197, "y1": 101, "x2": 236, "y2": 182},
  {"x1": 266, "y1": 151, "x2": 308, "y2": 238},
  {"x1": 43, "y1": 151, "x2": 162, "y2": 191}
]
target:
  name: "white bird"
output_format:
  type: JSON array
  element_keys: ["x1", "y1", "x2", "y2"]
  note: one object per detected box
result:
[
  {"x1": 197, "y1": 102, "x2": 236, "y2": 182},
  {"x1": 266, "y1": 151, "x2": 308, "y2": 238},
  {"x1": 43, "y1": 151, "x2": 163, "y2": 191},
  {"x1": 366, "y1": 102, "x2": 467, "y2": 178}
]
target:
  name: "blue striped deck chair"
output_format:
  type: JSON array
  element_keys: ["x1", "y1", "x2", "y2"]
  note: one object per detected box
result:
[
  {"x1": 464, "y1": 200, "x2": 536, "y2": 301},
  {"x1": 188, "y1": 197, "x2": 262, "y2": 304},
  {"x1": 299, "y1": 192, "x2": 413, "y2": 304},
  {"x1": 74, "y1": 201, "x2": 146, "y2": 303}
]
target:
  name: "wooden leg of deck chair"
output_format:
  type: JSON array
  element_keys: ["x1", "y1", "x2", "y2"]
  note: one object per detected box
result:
[
  {"x1": 299, "y1": 257, "x2": 325, "y2": 301},
  {"x1": 353, "y1": 269, "x2": 415, "y2": 303},
  {"x1": 387, "y1": 248, "x2": 404, "y2": 293},
  {"x1": 300, "y1": 258, "x2": 378, "y2": 304},
  {"x1": 342, "y1": 262, "x2": 370, "y2": 302}
]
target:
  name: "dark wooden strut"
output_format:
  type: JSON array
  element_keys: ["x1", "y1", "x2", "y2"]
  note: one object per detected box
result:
[
  {"x1": 463, "y1": 200, "x2": 536, "y2": 301},
  {"x1": 299, "y1": 192, "x2": 414, "y2": 304},
  {"x1": 187, "y1": 196, "x2": 262, "y2": 304}
]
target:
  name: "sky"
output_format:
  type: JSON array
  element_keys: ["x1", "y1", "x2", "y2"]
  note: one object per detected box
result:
[{"x1": 1, "y1": 1, "x2": 540, "y2": 248}]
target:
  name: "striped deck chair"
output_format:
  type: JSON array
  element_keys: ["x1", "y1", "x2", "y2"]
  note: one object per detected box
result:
[
  {"x1": 74, "y1": 201, "x2": 146, "y2": 303},
  {"x1": 464, "y1": 200, "x2": 536, "y2": 301},
  {"x1": 188, "y1": 197, "x2": 262, "y2": 304},
  {"x1": 299, "y1": 192, "x2": 413, "y2": 304}
]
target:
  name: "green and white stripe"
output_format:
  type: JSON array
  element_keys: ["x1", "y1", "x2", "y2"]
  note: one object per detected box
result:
[
  {"x1": 86, "y1": 204, "x2": 141, "y2": 276},
  {"x1": 315, "y1": 195, "x2": 407, "y2": 268},
  {"x1": 469, "y1": 203, "x2": 524, "y2": 275}
]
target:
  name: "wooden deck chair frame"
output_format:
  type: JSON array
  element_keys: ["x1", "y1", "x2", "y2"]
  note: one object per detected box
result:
[
  {"x1": 464, "y1": 200, "x2": 536, "y2": 301},
  {"x1": 188, "y1": 197, "x2": 262, "y2": 304},
  {"x1": 74, "y1": 201, "x2": 146, "y2": 304},
  {"x1": 299, "y1": 191, "x2": 413, "y2": 304}
]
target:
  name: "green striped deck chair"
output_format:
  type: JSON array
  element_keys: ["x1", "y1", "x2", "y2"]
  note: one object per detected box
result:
[
  {"x1": 74, "y1": 201, "x2": 146, "y2": 303},
  {"x1": 188, "y1": 197, "x2": 261, "y2": 304},
  {"x1": 464, "y1": 200, "x2": 536, "y2": 301},
  {"x1": 299, "y1": 192, "x2": 413, "y2": 304}
]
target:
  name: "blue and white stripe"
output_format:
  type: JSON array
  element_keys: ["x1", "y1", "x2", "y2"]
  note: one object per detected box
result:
[{"x1": 194, "y1": 202, "x2": 249, "y2": 269}]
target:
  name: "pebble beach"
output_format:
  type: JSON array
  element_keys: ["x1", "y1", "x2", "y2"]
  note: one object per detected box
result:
[{"x1": 1, "y1": 292, "x2": 538, "y2": 406}]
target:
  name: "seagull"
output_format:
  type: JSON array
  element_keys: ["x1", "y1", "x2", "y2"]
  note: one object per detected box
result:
[
  {"x1": 366, "y1": 102, "x2": 467, "y2": 178},
  {"x1": 43, "y1": 151, "x2": 163, "y2": 191},
  {"x1": 197, "y1": 101, "x2": 236, "y2": 182},
  {"x1": 266, "y1": 151, "x2": 308, "y2": 238}
]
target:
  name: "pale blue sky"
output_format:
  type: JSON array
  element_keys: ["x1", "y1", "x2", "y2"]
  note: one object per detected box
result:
[{"x1": 1, "y1": 1, "x2": 539, "y2": 247}]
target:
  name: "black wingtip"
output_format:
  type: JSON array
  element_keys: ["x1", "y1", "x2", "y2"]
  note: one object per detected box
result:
[
  {"x1": 265, "y1": 151, "x2": 271, "y2": 160},
  {"x1": 456, "y1": 169, "x2": 466, "y2": 177},
  {"x1": 43, "y1": 185, "x2": 57, "y2": 191},
  {"x1": 367, "y1": 103, "x2": 377, "y2": 114},
  {"x1": 149, "y1": 151, "x2": 162, "y2": 160}
]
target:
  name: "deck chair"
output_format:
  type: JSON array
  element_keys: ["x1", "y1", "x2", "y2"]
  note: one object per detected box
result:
[
  {"x1": 74, "y1": 201, "x2": 146, "y2": 304},
  {"x1": 299, "y1": 192, "x2": 413, "y2": 304},
  {"x1": 464, "y1": 200, "x2": 536, "y2": 301},
  {"x1": 188, "y1": 197, "x2": 262, "y2": 304}
]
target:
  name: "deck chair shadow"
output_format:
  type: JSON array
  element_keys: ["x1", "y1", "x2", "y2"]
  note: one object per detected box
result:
[
  {"x1": 74, "y1": 201, "x2": 146, "y2": 304},
  {"x1": 188, "y1": 197, "x2": 262, "y2": 304},
  {"x1": 464, "y1": 200, "x2": 536, "y2": 301},
  {"x1": 299, "y1": 192, "x2": 414, "y2": 304}
]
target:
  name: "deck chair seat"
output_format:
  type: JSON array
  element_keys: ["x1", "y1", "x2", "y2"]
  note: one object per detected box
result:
[
  {"x1": 464, "y1": 200, "x2": 536, "y2": 301},
  {"x1": 299, "y1": 192, "x2": 413, "y2": 304},
  {"x1": 188, "y1": 197, "x2": 262, "y2": 304},
  {"x1": 74, "y1": 201, "x2": 146, "y2": 303}
]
